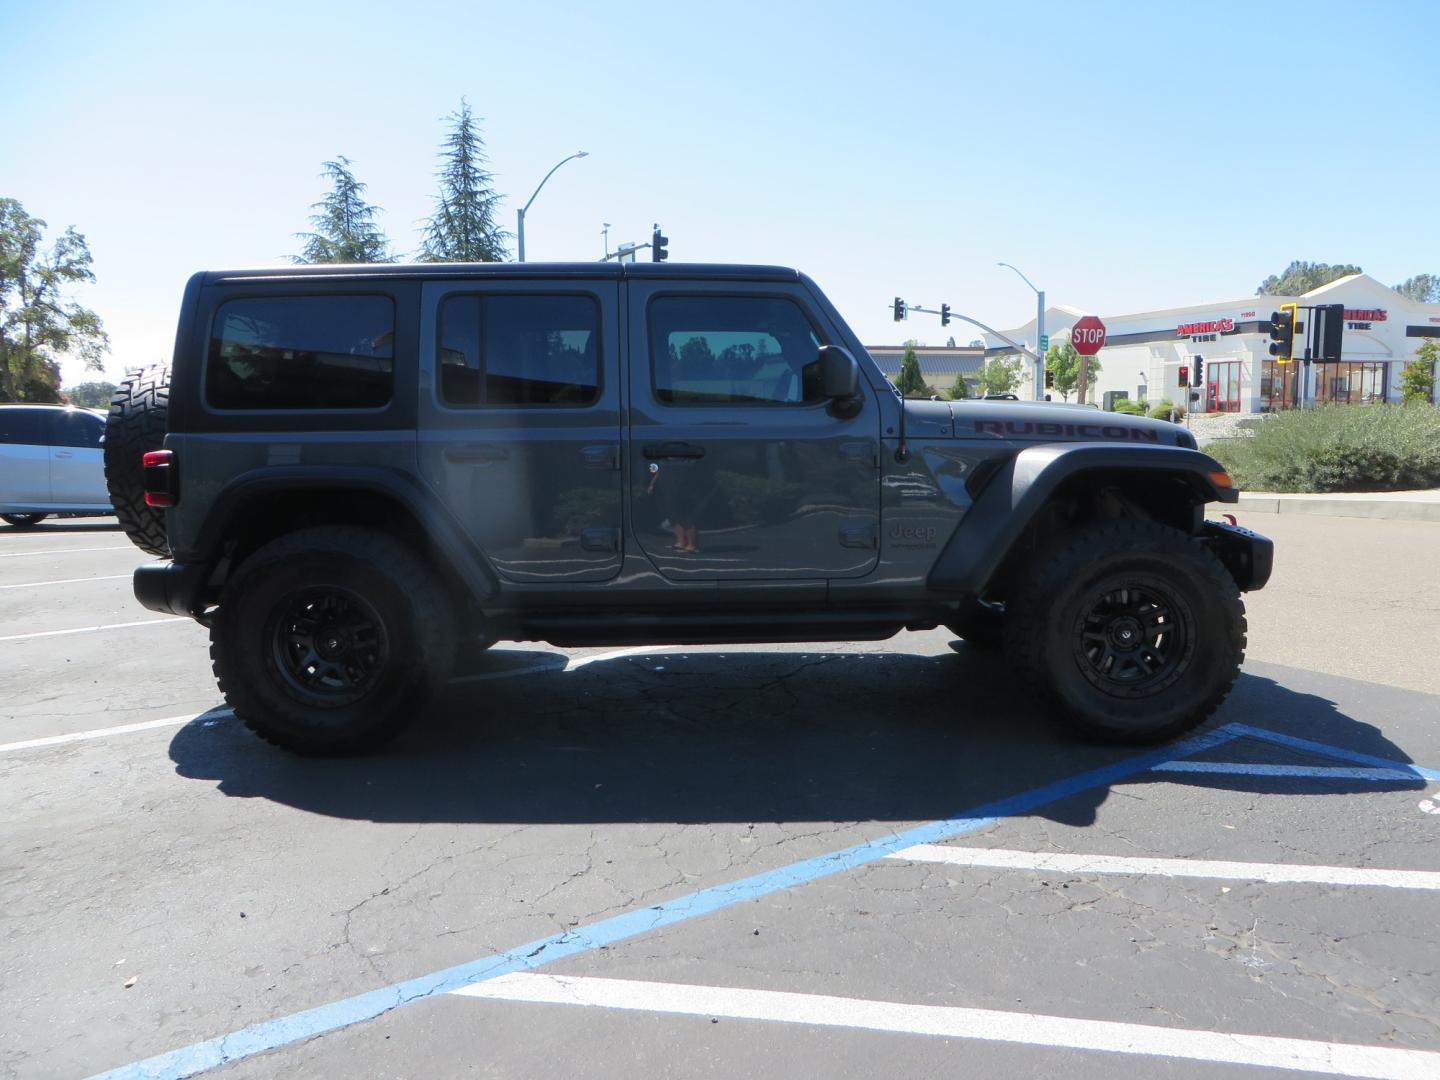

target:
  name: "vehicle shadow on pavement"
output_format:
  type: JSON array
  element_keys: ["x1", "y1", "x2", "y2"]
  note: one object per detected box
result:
[
  {"x1": 0, "y1": 519, "x2": 122, "y2": 537},
  {"x1": 167, "y1": 647, "x2": 1429, "y2": 828}
]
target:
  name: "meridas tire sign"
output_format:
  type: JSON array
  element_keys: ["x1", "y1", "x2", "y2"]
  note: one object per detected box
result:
[{"x1": 1072, "y1": 315, "x2": 1106, "y2": 355}]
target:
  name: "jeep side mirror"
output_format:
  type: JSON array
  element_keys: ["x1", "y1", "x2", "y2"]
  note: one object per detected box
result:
[{"x1": 816, "y1": 345, "x2": 860, "y2": 400}]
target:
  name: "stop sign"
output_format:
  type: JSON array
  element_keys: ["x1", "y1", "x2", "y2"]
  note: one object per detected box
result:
[{"x1": 1072, "y1": 315, "x2": 1106, "y2": 355}]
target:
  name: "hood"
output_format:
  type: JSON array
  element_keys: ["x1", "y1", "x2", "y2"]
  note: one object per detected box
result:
[{"x1": 904, "y1": 398, "x2": 1194, "y2": 448}]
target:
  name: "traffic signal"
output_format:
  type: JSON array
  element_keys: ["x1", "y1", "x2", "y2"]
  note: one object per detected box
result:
[
  {"x1": 1178, "y1": 364, "x2": 1189, "y2": 386},
  {"x1": 1191, "y1": 356, "x2": 1203, "y2": 387},
  {"x1": 651, "y1": 225, "x2": 669, "y2": 262},
  {"x1": 1268, "y1": 304, "x2": 1296, "y2": 363},
  {"x1": 1044, "y1": 367, "x2": 1054, "y2": 389},
  {"x1": 940, "y1": 304, "x2": 951, "y2": 327},
  {"x1": 1313, "y1": 303, "x2": 1345, "y2": 361},
  {"x1": 893, "y1": 297, "x2": 907, "y2": 322}
]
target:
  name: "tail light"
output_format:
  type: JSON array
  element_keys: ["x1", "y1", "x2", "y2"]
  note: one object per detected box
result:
[{"x1": 142, "y1": 449, "x2": 177, "y2": 507}]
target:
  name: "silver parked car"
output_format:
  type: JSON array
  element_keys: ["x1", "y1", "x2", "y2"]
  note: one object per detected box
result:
[{"x1": 0, "y1": 404, "x2": 112, "y2": 527}]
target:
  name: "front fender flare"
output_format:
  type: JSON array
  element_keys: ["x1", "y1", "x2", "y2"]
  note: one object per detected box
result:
[{"x1": 928, "y1": 442, "x2": 1236, "y2": 595}]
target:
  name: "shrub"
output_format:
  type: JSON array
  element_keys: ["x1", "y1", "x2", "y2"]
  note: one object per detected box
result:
[
  {"x1": 1112, "y1": 400, "x2": 1146, "y2": 415},
  {"x1": 1146, "y1": 399, "x2": 1185, "y2": 422},
  {"x1": 1208, "y1": 404, "x2": 1440, "y2": 493}
]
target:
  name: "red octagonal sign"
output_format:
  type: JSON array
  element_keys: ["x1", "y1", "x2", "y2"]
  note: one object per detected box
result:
[{"x1": 1072, "y1": 315, "x2": 1106, "y2": 355}]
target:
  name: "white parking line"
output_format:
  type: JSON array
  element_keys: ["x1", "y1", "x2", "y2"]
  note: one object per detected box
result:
[
  {"x1": 0, "y1": 573, "x2": 131, "y2": 590},
  {"x1": 454, "y1": 972, "x2": 1440, "y2": 1079},
  {"x1": 0, "y1": 545, "x2": 134, "y2": 558},
  {"x1": 891, "y1": 844, "x2": 1440, "y2": 891},
  {"x1": 0, "y1": 617, "x2": 190, "y2": 643},
  {"x1": 0, "y1": 710, "x2": 225, "y2": 756}
]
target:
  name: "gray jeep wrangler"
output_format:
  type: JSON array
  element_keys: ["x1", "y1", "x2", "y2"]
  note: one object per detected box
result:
[{"x1": 105, "y1": 262, "x2": 1271, "y2": 754}]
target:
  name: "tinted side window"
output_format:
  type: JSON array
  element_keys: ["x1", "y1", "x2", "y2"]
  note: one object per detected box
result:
[
  {"x1": 53, "y1": 410, "x2": 105, "y2": 448},
  {"x1": 649, "y1": 296, "x2": 823, "y2": 406},
  {"x1": 439, "y1": 294, "x2": 600, "y2": 407},
  {"x1": 0, "y1": 409, "x2": 51, "y2": 445},
  {"x1": 206, "y1": 295, "x2": 394, "y2": 410}
]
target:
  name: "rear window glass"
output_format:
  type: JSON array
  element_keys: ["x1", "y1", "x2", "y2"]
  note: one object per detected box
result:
[
  {"x1": 438, "y1": 294, "x2": 600, "y2": 407},
  {"x1": 0, "y1": 409, "x2": 51, "y2": 445},
  {"x1": 206, "y1": 295, "x2": 394, "y2": 410}
]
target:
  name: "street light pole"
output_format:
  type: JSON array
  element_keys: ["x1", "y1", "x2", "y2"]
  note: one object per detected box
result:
[
  {"x1": 516, "y1": 151, "x2": 588, "y2": 263},
  {"x1": 998, "y1": 262, "x2": 1045, "y2": 400}
]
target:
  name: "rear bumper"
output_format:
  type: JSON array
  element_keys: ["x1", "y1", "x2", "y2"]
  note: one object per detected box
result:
[
  {"x1": 1202, "y1": 519, "x2": 1273, "y2": 592},
  {"x1": 134, "y1": 561, "x2": 209, "y2": 618}
]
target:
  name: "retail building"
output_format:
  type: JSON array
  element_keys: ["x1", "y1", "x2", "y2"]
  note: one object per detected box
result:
[{"x1": 978, "y1": 274, "x2": 1440, "y2": 412}]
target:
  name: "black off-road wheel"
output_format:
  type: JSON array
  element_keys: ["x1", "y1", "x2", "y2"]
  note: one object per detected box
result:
[
  {"x1": 210, "y1": 527, "x2": 455, "y2": 755},
  {"x1": 2, "y1": 513, "x2": 48, "y2": 528},
  {"x1": 105, "y1": 365, "x2": 170, "y2": 557},
  {"x1": 1003, "y1": 520, "x2": 1246, "y2": 745}
]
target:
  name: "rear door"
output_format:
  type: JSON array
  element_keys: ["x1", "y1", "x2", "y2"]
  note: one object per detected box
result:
[
  {"x1": 625, "y1": 281, "x2": 881, "y2": 581},
  {"x1": 49, "y1": 410, "x2": 108, "y2": 505},
  {"x1": 0, "y1": 409, "x2": 52, "y2": 507},
  {"x1": 417, "y1": 279, "x2": 623, "y2": 584}
]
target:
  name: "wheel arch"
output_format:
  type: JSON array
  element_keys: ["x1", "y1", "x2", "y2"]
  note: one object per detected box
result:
[
  {"x1": 929, "y1": 442, "x2": 1237, "y2": 598},
  {"x1": 178, "y1": 466, "x2": 499, "y2": 620}
]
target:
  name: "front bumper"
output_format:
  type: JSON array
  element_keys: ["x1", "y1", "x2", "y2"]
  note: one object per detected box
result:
[
  {"x1": 1202, "y1": 519, "x2": 1273, "y2": 592},
  {"x1": 134, "y1": 561, "x2": 209, "y2": 619}
]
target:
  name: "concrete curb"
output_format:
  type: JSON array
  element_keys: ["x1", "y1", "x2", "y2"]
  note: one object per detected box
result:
[{"x1": 1227, "y1": 492, "x2": 1440, "y2": 523}]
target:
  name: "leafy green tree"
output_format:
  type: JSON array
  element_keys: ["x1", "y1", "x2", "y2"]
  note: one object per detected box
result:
[
  {"x1": 1399, "y1": 340, "x2": 1438, "y2": 404},
  {"x1": 1255, "y1": 260, "x2": 1362, "y2": 296},
  {"x1": 295, "y1": 157, "x2": 393, "y2": 264},
  {"x1": 1045, "y1": 341, "x2": 1099, "y2": 402},
  {"x1": 65, "y1": 380, "x2": 117, "y2": 407},
  {"x1": 419, "y1": 100, "x2": 509, "y2": 263},
  {"x1": 976, "y1": 354, "x2": 1023, "y2": 397},
  {"x1": 895, "y1": 340, "x2": 927, "y2": 397},
  {"x1": 948, "y1": 372, "x2": 972, "y2": 399},
  {"x1": 0, "y1": 198, "x2": 108, "y2": 402},
  {"x1": 1393, "y1": 274, "x2": 1440, "y2": 304}
]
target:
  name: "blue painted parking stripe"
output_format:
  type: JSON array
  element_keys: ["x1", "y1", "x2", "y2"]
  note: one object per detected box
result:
[
  {"x1": 89, "y1": 724, "x2": 1243, "y2": 1080},
  {"x1": 1226, "y1": 723, "x2": 1440, "y2": 783},
  {"x1": 1152, "y1": 761, "x2": 1423, "y2": 782}
]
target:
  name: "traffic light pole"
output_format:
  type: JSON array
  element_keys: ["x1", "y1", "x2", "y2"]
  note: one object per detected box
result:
[{"x1": 900, "y1": 304, "x2": 1041, "y2": 364}]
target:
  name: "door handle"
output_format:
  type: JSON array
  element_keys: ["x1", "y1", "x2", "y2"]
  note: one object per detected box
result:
[
  {"x1": 445, "y1": 443, "x2": 510, "y2": 464},
  {"x1": 580, "y1": 443, "x2": 619, "y2": 469},
  {"x1": 642, "y1": 442, "x2": 705, "y2": 460}
]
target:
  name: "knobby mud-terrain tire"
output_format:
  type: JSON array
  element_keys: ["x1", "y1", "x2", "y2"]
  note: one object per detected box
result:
[
  {"x1": 1003, "y1": 520, "x2": 1246, "y2": 745},
  {"x1": 2, "y1": 513, "x2": 48, "y2": 528},
  {"x1": 105, "y1": 365, "x2": 170, "y2": 556},
  {"x1": 210, "y1": 527, "x2": 456, "y2": 755}
]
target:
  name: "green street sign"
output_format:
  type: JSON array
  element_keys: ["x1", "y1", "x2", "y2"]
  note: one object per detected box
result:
[{"x1": 1039, "y1": 334, "x2": 1050, "y2": 351}]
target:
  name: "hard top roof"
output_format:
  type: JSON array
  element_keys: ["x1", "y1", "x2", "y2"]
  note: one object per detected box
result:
[{"x1": 203, "y1": 262, "x2": 803, "y2": 285}]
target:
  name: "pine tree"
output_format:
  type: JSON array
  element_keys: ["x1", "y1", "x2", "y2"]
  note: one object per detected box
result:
[
  {"x1": 419, "y1": 101, "x2": 509, "y2": 262},
  {"x1": 295, "y1": 157, "x2": 393, "y2": 264},
  {"x1": 895, "y1": 340, "x2": 927, "y2": 397}
]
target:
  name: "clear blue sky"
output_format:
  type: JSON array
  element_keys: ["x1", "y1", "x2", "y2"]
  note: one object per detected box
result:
[{"x1": 4, "y1": 0, "x2": 1437, "y2": 385}]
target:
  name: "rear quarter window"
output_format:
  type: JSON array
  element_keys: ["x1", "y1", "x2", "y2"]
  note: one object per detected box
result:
[{"x1": 206, "y1": 295, "x2": 395, "y2": 410}]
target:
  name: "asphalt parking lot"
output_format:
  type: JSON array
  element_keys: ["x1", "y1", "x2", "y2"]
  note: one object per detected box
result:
[{"x1": 4, "y1": 513, "x2": 1440, "y2": 1080}]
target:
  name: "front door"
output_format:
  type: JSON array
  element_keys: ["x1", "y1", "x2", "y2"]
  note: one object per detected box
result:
[
  {"x1": 626, "y1": 282, "x2": 880, "y2": 581},
  {"x1": 417, "y1": 280, "x2": 623, "y2": 584}
]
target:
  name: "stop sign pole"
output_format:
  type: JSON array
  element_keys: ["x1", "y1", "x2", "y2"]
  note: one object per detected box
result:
[{"x1": 1070, "y1": 315, "x2": 1106, "y2": 405}]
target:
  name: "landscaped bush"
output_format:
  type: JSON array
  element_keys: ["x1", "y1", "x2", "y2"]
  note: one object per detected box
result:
[
  {"x1": 1112, "y1": 400, "x2": 1146, "y2": 415},
  {"x1": 1208, "y1": 404, "x2": 1440, "y2": 493},
  {"x1": 1146, "y1": 399, "x2": 1185, "y2": 422}
]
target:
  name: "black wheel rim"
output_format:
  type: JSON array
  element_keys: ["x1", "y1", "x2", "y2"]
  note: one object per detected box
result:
[
  {"x1": 268, "y1": 587, "x2": 389, "y2": 706},
  {"x1": 1072, "y1": 579, "x2": 1192, "y2": 697}
]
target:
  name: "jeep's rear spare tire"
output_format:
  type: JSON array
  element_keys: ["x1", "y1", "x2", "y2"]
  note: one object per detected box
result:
[
  {"x1": 210, "y1": 527, "x2": 455, "y2": 754},
  {"x1": 105, "y1": 365, "x2": 170, "y2": 556},
  {"x1": 1004, "y1": 520, "x2": 1246, "y2": 745}
]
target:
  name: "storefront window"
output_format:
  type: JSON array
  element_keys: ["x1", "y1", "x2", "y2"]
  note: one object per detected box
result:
[
  {"x1": 1261, "y1": 360, "x2": 1387, "y2": 410},
  {"x1": 1205, "y1": 361, "x2": 1243, "y2": 413}
]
